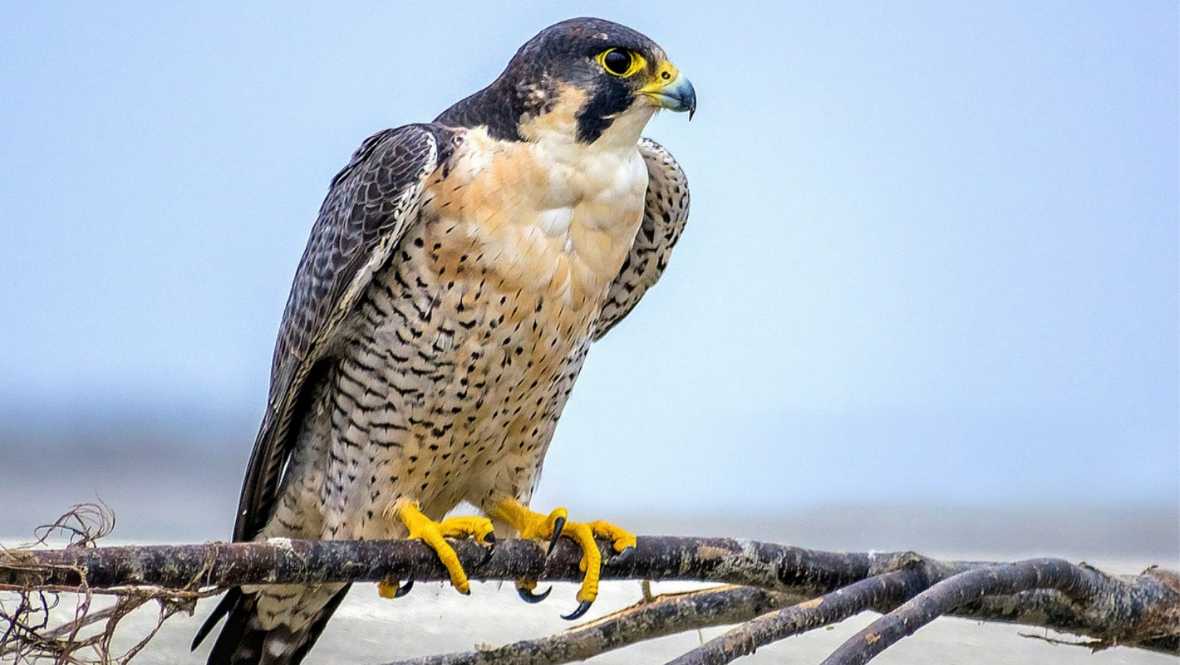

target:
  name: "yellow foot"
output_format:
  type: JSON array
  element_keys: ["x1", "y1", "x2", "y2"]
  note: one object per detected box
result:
[
  {"x1": 490, "y1": 499, "x2": 636, "y2": 620},
  {"x1": 383, "y1": 499, "x2": 496, "y2": 596}
]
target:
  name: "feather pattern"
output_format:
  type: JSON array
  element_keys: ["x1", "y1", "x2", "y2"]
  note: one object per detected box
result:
[
  {"x1": 594, "y1": 138, "x2": 690, "y2": 339},
  {"x1": 234, "y1": 125, "x2": 454, "y2": 543},
  {"x1": 194, "y1": 124, "x2": 453, "y2": 664}
]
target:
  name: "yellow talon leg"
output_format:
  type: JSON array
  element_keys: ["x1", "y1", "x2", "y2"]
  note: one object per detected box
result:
[
  {"x1": 387, "y1": 499, "x2": 495, "y2": 596},
  {"x1": 588, "y1": 520, "x2": 639, "y2": 556},
  {"x1": 491, "y1": 500, "x2": 567, "y2": 543},
  {"x1": 489, "y1": 498, "x2": 636, "y2": 620}
]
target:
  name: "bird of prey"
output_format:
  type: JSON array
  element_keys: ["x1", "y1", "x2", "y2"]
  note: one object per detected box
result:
[{"x1": 193, "y1": 17, "x2": 694, "y2": 665}]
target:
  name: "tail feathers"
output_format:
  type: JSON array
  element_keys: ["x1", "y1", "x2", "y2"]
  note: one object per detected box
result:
[
  {"x1": 192, "y1": 585, "x2": 352, "y2": 665},
  {"x1": 192, "y1": 588, "x2": 239, "y2": 652}
]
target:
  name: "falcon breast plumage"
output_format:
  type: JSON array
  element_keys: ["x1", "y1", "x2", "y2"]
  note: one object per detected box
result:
[{"x1": 193, "y1": 17, "x2": 694, "y2": 665}]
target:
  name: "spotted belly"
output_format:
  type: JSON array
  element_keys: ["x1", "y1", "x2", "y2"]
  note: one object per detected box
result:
[{"x1": 304, "y1": 219, "x2": 597, "y2": 541}]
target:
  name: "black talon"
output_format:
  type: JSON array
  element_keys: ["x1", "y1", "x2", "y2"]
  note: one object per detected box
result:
[
  {"x1": 517, "y1": 584, "x2": 552, "y2": 604},
  {"x1": 562, "y1": 599, "x2": 593, "y2": 621},
  {"x1": 610, "y1": 545, "x2": 635, "y2": 565},
  {"x1": 547, "y1": 516, "x2": 566, "y2": 556},
  {"x1": 394, "y1": 580, "x2": 414, "y2": 598},
  {"x1": 478, "y1": 540, "x2": 496, "y2": 566}
]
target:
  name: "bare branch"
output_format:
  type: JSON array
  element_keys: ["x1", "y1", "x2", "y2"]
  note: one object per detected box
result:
[
  {"x1": 821, "y1": 558, "x2": 1180, "y2": 665},
  {"x1": 2, "y1": 537, "x2": 1177, "y2": 664},
  {"x1": 379, "y1": 585, "x2": 805, "y2": 665},
  {"x1": 0, "y1": 537, "x2": 885, "y2": 593},
  {"x1": 665, "y1": 569, "x2": 929, "y2": 665}
]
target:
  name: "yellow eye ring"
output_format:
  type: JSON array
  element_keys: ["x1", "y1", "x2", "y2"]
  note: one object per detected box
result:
[{"x1": 596, "y1": 48, "x2": 645, "y2": 78}]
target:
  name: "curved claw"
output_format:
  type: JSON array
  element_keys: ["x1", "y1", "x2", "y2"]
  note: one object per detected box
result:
[
  {"x1": 610, "y1": 545, "x2": 635, "y2": 565},
  {"x1": 562, "y1": 599, "x2": 593, "y2": 621},
  {"x1": 517, "y1": 585, "x2": 552, "y2": 604},
  {"x1": 547, "y1": 515, "x2": 566, "y2": 556},
  {"x1": 478, "y1": 539, "x2": 496, "y2": 566},
  {"x1": 394, "y1": 580, "x2": 414, "y2": 598}
]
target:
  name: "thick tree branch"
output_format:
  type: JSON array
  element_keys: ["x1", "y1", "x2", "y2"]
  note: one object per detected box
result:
[
  {"x1": 821, "y1": 558, "x2": 1180, "y2": 665},
  {"x1": 1, "y1": 537, "x2": 883, "y2": 593}
]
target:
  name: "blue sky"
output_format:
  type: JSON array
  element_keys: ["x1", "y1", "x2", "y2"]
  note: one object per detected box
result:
[{"x1": 1, "y1": 2, "x2": 1176, "y2": 512}]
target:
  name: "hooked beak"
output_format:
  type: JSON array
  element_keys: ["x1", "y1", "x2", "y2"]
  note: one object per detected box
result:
[{"x1": 641, "y1": 67, "x2": 697, "y2": 119}]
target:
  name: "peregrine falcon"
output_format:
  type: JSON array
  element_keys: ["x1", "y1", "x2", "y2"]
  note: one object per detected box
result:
[{"x1": 193, "y1": 17, "x2": 694, "y2": 665}]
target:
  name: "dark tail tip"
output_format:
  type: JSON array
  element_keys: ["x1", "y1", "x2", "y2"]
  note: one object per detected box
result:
[
  {"x1": 192, "y1": 588, "x2": 240, "y2": 652},
  {"x1": 193, "y1": 585, "x2": 352, "y2": 665}
]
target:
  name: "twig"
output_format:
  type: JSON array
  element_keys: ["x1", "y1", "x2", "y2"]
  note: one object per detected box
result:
[
  {"x1": 665, "y1": 569, "x2": 929, "y2": 665},
  {"x1": 0, "y1": 503, "x2": 211, "y2": 664},
  {"x1": 379, "y1": 585, "x2": 807, "y2": 665}
]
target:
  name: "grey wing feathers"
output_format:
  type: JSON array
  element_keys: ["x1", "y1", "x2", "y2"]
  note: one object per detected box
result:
[
  {"x1": 593, "y1": 137, "x2": 690, "y2": 340},
  {"x1": 232, "y1": 123, "x2": 453, "y2": 542}
]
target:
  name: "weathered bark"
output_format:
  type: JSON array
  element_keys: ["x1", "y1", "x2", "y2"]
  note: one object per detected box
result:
[
  {"x1": 2, "y1": 537, "x2": 1177, "y2": 664},
  {"x1": 1, "y1": 537, "x2": 882, "y2": 592},
  {"x1": 820, "y1": 559, "x2": 1180, "y2": 665},
  {"x1": 664, "y1": 570, "x2": 930, "y2": 665},
  {"x1": 379, "y1": 585, "x2": 807, "y2": 665}
]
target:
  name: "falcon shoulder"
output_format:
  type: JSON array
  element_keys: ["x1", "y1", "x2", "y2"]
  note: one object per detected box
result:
[
  {"x1": 593, "y1": 137, "x2": 690, "y2": 340},
  {"x1": 232, "y1": 123, "x2": 456, "y2": 542}
]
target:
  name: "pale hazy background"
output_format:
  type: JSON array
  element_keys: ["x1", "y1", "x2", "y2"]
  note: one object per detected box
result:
[{"x1": 1, "y1": 0, "x2": 1176, "y2": 563}]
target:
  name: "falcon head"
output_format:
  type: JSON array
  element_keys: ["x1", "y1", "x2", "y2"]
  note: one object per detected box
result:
[{"x1": 436, "y1": 17, "x2": 696, "y2": 146}]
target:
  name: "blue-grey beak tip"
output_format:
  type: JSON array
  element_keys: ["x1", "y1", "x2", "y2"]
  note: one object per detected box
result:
[
  {"x1": 652, "y1": 75, "x2": 697, "y2": 119},
  {"x1": 681, "y1": 78, "x2": 697, "y2": 120}
]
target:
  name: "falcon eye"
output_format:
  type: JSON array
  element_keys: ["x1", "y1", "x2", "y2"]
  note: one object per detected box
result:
[
  {"x1": 596, "y1": 48, "x2": 644, "y2": 78},
  {"x1": 603, "y1": 50, "x2": 631, "y2": 75}
]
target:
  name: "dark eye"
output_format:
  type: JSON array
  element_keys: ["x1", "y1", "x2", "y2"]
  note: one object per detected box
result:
[{"x1": 602, "y1": 49, "x2": 634, "y2": 76}]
